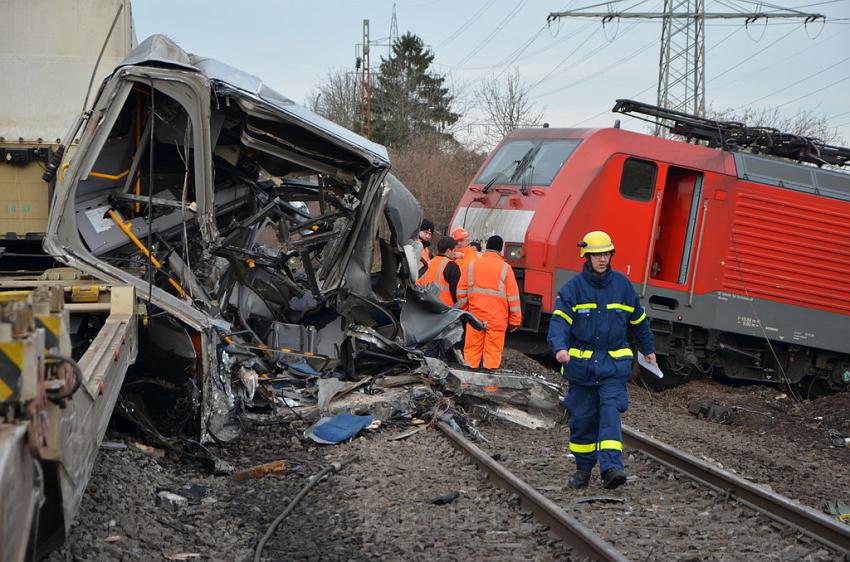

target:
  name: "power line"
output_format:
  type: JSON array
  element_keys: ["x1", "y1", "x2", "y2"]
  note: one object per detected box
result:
[
  {"x1": 532, "y1": 32, "x2": 659, "y2": 99},
  {"x1": 708, "y1": 23, "x2": 804, "y2": 83},
  {"x1": 435, "y1": 0, "x2": 497, "y2": 50},
  {"x1": 711, "y1": 24, "x2": 844, "y2": 90},
  {"x1": 737, "y1": 55, "x2": 850, "y2": 108},
  {"x1": 452, "y1": 0, "x2": 528, "y2": 69},
  {"x1": 828, "y1": 109, "x2": 850, "y2": 120},
  {"x1": 526, "y1": 23, "x2": 600, "y2": 91},
  {"x1": 548, "y1": 0, "x2": 827, "y2": 122},
  {"x1": 740, "y1": 0, "x2": 840, "y2": 13},
  {"x1": 566, "y1": 22, "x2": 752, "y2": 127},
  {"x1": 439, "y1": 22, "x2": 550, "y2": 72},
  {"x1": 526, "y1": 2, "x2": 662, "y2": 94},
  {"x1": 570, "y1": 81, "x2": 658, "y2": 126},
  {"x1": 775, "y1": 73, "x2": 850, "y2": 109}
]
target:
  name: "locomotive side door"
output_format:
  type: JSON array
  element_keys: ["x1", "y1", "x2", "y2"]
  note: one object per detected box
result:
[{"x1": 646, "y1": 166, "x2": 705, "y2": 296}]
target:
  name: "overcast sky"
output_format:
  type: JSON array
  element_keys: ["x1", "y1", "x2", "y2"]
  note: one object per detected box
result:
[{"x1": 133, "y1": 0, "x2": 850, "y2": 145}]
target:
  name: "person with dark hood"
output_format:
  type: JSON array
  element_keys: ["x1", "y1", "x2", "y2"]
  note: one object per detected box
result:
[
  {"x1": 419, "y1": 219, "x2": 435, "y2": 265},
  {"x1": 547, "y1": 231, "x2": 656, "y2": 491}
]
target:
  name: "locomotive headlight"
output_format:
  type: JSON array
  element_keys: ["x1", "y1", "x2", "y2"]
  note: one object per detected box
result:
[{"x1": 505, "y1": 243, "x2": 523, "y2": 262}]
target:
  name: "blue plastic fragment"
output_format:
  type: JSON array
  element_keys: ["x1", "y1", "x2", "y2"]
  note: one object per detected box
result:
[
  {"x1": 288, "y1": 362, "x2": 321, "y2": 377},
  {"x1": 306, "y1": 413, "x2": 373, "y2": 444}
]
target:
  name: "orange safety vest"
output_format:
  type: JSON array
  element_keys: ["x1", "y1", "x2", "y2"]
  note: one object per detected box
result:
[
  {"x1": 417, "y1": 255, "x2": 454, "y2": 306},
  {"x1": 455, "y1": 245, "x2": 479, "y2": 281},
  {"x1": 457, "y1": 251, "x2": 521, "y2": 332}
]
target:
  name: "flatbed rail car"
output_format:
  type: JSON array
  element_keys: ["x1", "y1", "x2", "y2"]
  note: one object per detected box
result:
[
  {"x1": 449, "y1": 109, "x2": 850, "y2": 386},
  {"x1": 0, "y1": 276, "x2": 136, "y2": 560}
]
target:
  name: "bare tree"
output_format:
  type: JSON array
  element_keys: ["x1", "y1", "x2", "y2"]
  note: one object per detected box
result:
[
  {"x1": 707, "y1": 105, "x2": 845, "y2": 145},
  {"x1": 475, "y1": 68, "x2": 544, "y2": 142},
  {"x1": 307, "y1": 68, "x2": 360, "y2": 130},
  {"x1": 390, "y1": 132, "x2": 485, "y2": 233}
]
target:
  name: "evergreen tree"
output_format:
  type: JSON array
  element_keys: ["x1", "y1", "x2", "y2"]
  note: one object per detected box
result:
[{"x1": 372, "y1": 33, "x2": 459, "y2": 148}]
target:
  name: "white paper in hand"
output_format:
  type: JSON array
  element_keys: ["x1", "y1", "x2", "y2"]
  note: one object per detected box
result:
[{"x1": 638, "y1": 352, "x2": 664, "y2": 379}]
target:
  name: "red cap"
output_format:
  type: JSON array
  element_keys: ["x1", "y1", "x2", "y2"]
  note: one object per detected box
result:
[{"x1": 452, "y1": 227, "x2": 469, "y2": 241}]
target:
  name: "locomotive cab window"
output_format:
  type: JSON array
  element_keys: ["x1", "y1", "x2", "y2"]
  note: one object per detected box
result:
[
  {"x1": 476, "y1": 139, "x2": 580, "y2": 187},
  {"x1": 620, "y1": 158, "x2": 657, "y2": 201}
]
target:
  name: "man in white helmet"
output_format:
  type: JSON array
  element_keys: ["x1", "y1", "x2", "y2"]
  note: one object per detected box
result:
[{"x1": 547, "y1": 231, "x2": 656, "y2": 490}]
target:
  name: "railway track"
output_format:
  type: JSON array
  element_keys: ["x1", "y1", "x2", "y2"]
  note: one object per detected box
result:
[{"x1": 439, "y1": 421, "x2": 850, "y2": 561}]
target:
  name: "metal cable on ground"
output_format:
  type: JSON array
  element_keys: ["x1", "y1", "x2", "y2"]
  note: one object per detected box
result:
[
  {"x1": 253, "y1": 454, "x2": 358, "y2": 562},
  {"x1": 45, "y1": 354, "x2": 83, "y2": 402}
]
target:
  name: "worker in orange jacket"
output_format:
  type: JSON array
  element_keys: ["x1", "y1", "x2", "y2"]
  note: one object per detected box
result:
[
  {"x1": 451, "y1": 227, "x2": 479, "y2": 275},
  {"x1": 417, "y1": 237, "x2": 461, "y2": 306},
  {"x1": 457, "y1": 235, "x2": 522, "y2": 369}
]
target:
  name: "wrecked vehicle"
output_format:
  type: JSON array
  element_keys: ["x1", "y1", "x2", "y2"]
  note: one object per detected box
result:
[{"x1": 44, "y1": 35, "x2": 477, "y2": 445}]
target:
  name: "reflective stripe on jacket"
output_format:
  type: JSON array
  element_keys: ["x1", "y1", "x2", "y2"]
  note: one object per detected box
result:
[
  {"x1": 457, "y1": 250, "x2": 521, "y2": 331},
  {"x1": 454, "y1": 246, "x2": 479, "y2": 283},
  {"x1": 547, "y1": 262, "x2": 655, "y2": 385},
  {"x1": 417, "y1": 255, "x2": 454, "y2": 306}
]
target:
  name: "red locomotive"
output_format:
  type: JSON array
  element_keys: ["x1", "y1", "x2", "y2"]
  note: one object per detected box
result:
[{"x1": 449, "y1": 100, "x2": 850, "y2": 387}]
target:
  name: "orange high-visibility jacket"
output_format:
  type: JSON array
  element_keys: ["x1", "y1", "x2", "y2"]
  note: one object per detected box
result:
[
  {"x1": 454, "y1": 246, "x2": 479, "y2": 282},
  {"x1": 417, "y1": 255, "x2": 454, "y2": 306},
  {"x1": 457, "y1": 250, "x2": 521, "y2": 331}
]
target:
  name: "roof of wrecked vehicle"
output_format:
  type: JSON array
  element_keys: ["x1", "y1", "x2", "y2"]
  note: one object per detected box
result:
[{"x1": 116, "y1": 34, "x2": 390, "y2": 165}]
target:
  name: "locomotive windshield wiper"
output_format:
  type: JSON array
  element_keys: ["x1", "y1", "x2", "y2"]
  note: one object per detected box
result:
[
  {"x1": 482, "y1": 143, "x2": 541, "y2": 193},
  {"x1": 519, "y1": 164, "x2": 533, "y2": 196},
  {"x1": 481, "y1": 176, "x2": 498, "y2": 194},
  {"x1": 510, "y1": 144, "x2": 541, "y2": 184}
]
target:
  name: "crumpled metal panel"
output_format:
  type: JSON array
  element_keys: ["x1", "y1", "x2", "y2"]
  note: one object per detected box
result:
[
  {"x1": 112, "y1": 35, "x2": 388, "y2": 165},
  {"x1": 443, "y1": 367, "x2": 560, "y2": 414},
  {"x1": 44, "y1": 68, "x2": 220, "y2": 331},
  {"x1": 116, "y1": 34, "x2": 196, "y2": 72},
  {"x1": 400, "y1": 285, "x2": 483, "y2": 347}
]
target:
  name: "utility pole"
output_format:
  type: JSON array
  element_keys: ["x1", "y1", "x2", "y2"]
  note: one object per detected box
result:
[
  {"x1": 355, "y1": 5, "x2": 400, "y2": 139},
  {"x1": 389, "y1": 3, "x2": 399, "y2": 47},
  {"x1": 547, "y1": 1, "x2": 824, "y2": 135},
  {"x1": 359, "y1": 19, "x2": 372, "y2": 138}
]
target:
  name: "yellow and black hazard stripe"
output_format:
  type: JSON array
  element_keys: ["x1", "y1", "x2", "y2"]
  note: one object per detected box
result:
[
  {"x1": 0, "y1": 341, "x2": 23, "y2": 403},
  {"x1": 36, "y1": 315, "x2": 62, "y2": 350}
]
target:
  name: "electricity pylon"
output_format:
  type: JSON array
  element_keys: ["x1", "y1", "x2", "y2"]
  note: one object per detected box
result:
[{"x1": 547, "y1": 1, "x2": 824, "y2": 134}]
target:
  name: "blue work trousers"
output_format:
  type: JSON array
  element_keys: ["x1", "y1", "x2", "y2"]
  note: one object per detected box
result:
[{"x1": 564, "y1": 381, "x2": 629, "y2": 473}]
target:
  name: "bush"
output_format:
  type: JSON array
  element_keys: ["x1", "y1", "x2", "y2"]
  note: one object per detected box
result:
[{"x1": 389, "y1": 133, "x2": 485, "y2": 236}]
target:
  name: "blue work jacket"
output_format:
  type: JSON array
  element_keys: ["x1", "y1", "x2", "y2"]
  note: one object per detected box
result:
[{"x1": 547, "y1": 262, "x2": 655, "y2": 385}]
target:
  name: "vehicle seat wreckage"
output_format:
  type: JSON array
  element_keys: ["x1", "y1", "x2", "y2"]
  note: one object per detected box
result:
[{"x1": 10, "y1": 33, "x2": 558, "y2": 530}]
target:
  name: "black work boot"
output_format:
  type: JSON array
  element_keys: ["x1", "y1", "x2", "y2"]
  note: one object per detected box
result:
[
  {"x1": 566, "y1": 470, "x2": 592, "y2": 489},
  {"x1": 602, "y1": 469, "x2": 627, "y2": 490}
]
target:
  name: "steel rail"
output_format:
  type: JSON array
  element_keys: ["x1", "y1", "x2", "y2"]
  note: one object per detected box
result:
[
  {"x1": 623, "y1": 425, "x2": 850, "y2": 554},
  {"x1": 437, "y1": 421, "x2": 629, "y2": 562}
]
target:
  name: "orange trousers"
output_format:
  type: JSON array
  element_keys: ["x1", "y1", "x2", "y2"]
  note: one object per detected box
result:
[{"x1": 464, "y1": 326, "x2": 507, "y2": 369}]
